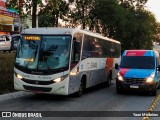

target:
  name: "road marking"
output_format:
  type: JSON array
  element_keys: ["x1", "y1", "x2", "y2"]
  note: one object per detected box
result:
[{"x1": 142, "y1": 93, "x2": 160, "y2": 120}]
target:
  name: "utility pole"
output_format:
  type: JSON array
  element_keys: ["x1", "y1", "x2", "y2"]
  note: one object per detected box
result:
[
  {"x1": 32, "y1": 0, "x2": 38, "y2": 28},
  {"x1": 18, "y1": 0, "x2": 22, "y2": 33}
]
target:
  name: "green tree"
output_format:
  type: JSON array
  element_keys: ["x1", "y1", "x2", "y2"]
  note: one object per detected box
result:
[
  {"x1": 6, "y1": 0, "x2": 24, "y2": 15},
  {"x1": 89, "y1": 0, "x2": 157, "y2": 51},
  {"x1": 38, "y1": 0, "x2": 69, "y2": 27},
  {"x1": 119, "y1": 0, "x2": 157, "y2": 50},
  {"x1": 69, "y1": 0, "x2": 95, "y2": 29},
  {"x1": 119, "y1": 0, "x2": 147, "y2": 9},
  {"x1": 6, "y1": 0, "x2": 17, "y2": 9},
  {"x1": 132, "y1": 10, "x2": 156, "y2": 49},
  {"x1": 152, "y1": 23, "x2": 160, "y2": 43},
  {"x1": 89, "y1": 0, "x2": 125, "y2": 36}
]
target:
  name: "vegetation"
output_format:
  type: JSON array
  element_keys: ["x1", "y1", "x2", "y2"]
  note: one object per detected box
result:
[
  {"x1": 7, "y1": 0, "x2": 159, "y2": 50},
  {"x1": 38, "y1": 0, "x2": 69, "y2": 27},
  {"x1": 0, "y1": 52, "x2": 15, "y2": 95}
]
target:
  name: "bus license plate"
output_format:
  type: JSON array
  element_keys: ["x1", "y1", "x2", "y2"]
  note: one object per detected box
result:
[{"x1": 130, "y1": 85, "x2": 139, "y2": 89}]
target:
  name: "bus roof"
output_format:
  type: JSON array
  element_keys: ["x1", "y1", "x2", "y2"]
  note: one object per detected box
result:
[
  {"x1": 21, "y1": 27, "x2": 120, "y2": 44},
  {"x1": 123, "y1": 50, "x2": 158, "y2": 57}
]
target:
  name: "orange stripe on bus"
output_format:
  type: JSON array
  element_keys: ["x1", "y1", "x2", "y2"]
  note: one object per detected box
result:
[{"x1": 106, "y1": 58, "x2": 114, "y2": 72}]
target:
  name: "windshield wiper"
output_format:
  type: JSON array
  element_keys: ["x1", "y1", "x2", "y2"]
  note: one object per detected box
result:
[{"x1": 25, "y1": 47, "x2": 38, "y2": 69}]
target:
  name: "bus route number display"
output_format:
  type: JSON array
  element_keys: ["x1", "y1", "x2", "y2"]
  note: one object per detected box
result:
[{"x1": 24, "y1": 36, "x2": 40, "y2": 40}]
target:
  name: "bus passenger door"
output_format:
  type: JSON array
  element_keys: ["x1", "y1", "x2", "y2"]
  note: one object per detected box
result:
[{"x1": 69, "y1": 34, "x2": 83, "y2": 94}]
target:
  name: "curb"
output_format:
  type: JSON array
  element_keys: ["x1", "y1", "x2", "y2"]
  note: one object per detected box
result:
[{"x1": 0, "y1": 91, "x2": 31, "y2": 102}]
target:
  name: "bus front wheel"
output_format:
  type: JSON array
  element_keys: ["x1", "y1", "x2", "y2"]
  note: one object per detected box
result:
[{"x1": 75, "y1": 80, "x2": 85, "y2": 97}]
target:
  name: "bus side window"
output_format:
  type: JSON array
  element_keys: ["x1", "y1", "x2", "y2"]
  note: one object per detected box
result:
[
  {"x1": 82, "y1": 35, "x2": 92, "y2": 59},
  {"x1": 71, "y1": 33, "x2": 82, "y2": 63},
  {"x1": 74, "y1": 40, "x2": 81, "y2": 61}
]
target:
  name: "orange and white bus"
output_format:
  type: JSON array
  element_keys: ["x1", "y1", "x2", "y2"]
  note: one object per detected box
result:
[{"x1": 14, "y1": 28, "x2": 121, "y2": 96}]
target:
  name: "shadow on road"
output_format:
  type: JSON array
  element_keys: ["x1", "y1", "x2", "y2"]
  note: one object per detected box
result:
[
  {"x1": 116, "y1": 89, "x2": 160, "y2": 97},
  {"x1": 28, "y1": 82, "x2": 113, "y2": 101},
  {"x1": 20, "y1": 81, "x2": 159, "y2": 102}
]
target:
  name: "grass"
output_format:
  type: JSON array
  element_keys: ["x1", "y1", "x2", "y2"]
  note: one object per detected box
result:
[{"x1": 0, "y1": 52, "x2": 16, "y2": 95}]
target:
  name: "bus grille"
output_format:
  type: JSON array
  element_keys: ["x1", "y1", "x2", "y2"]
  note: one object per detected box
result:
[
  {"x1": 22, "y1": 78, "x2": 53, "y2": 85},
  {"x1": 124, "y1": 78, "x2": 146, "y2": 84},
  {"x1": 23, "y1": 85, "x2": 52, "y2": 92}
]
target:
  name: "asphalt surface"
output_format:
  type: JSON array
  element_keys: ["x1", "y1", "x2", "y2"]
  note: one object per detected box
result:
[{"x1": 0, "y1": 79, "x2": 159, "y2": 120}]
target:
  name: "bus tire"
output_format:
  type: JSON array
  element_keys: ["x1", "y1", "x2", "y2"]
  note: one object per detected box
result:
[
  {"x1": 106, "y1": 72, "x2": 112, "y2": 87},
  {"x1": 75, "y1": 79, "x2": 85, "y2": 97}
]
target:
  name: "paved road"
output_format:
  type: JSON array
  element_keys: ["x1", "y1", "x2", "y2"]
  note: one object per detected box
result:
[{"x1": 0, "y1": 80, "x2": 159, "y2": 120}]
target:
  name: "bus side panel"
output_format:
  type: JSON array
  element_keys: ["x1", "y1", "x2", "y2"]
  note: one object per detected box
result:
[
  {"x1": 68, "y1": 58, "x2": 108, "y2": 92},
  {"x1": 83, "y1": 58, "x2": 107, "y2": 87},
  {"x1": 68, "y1": 72, "x2": 87, "y2": 94},
  {"x1": 68, "y1": 68, "x2": 105, "y2": 94}
]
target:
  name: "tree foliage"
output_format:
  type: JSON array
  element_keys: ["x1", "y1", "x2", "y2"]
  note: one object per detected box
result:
[
  {"x1": 119, "y1": 0, "x2": 147, "y2": 9},
  {"x1": 6, "y1": 0, "x2": 24, "y2": 15},
  {"x1": 38, "y1": 0, "x2": 69, "y2": 27},
  {"x1": 68, "y1": 0, "x2": 95, "y2": 29},
  {"x1": 5, "y1": 0, "x2": 159, "y2": 50},
  {"x1": 153, "y1": 23, "x2": 160, "y2": 43},
  {"x1": 118, "y1": 0, "x2": 157, "y2": 50},
  {"x1": 89, "y1": 0, "x2": 157, "y2": 50},
  {"x1": 89, "y1": 0, "x2": 125, "y2": 36}
]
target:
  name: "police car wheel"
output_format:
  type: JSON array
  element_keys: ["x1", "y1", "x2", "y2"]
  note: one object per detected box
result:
[
  {"x1": 151, "y1": 88, "x2": 157, "y2": 96},
  {"x1": 116, "y1": 86, "x2": 123, "y2": 94}
]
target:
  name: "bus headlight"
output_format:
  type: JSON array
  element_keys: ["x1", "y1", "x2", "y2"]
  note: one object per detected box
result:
[
  {"x1": 15, "y1": 73, "x2": 23, "y2": 80},
  {"x1": 53, "y1": 74, "x2": 68, "y2": 83},
  {"x1": 53, "y1": 78, "x2": 61, "y2": 83},
  {"x1": 117, "y1": 72, "x2": 124, "y2": 81},
  {"x1": 146, "y1": 73, "x2": 154, "y2": 83}
]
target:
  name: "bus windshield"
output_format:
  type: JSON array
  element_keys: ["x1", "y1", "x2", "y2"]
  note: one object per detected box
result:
[
  {"x1": 15, "y1": 35, "x2": 71, "y2": 73},
  {"x1": 120, "y1": 56, "x2": 155, "y2": 69}
]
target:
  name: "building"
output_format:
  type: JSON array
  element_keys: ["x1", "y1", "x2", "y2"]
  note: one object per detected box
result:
[{"x1": 0, "y1": 0, "x2": 20, "y2": 35}]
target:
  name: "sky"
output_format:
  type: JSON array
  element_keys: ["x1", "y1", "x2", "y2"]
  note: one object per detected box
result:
[{"x1": 146, "y1": 0, "x2": 160, "y2": 22}]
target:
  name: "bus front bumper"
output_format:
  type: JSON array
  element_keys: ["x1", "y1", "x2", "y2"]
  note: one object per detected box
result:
[{"x1": 14, "y1": 75, "x2": 69, "y2": 95}]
